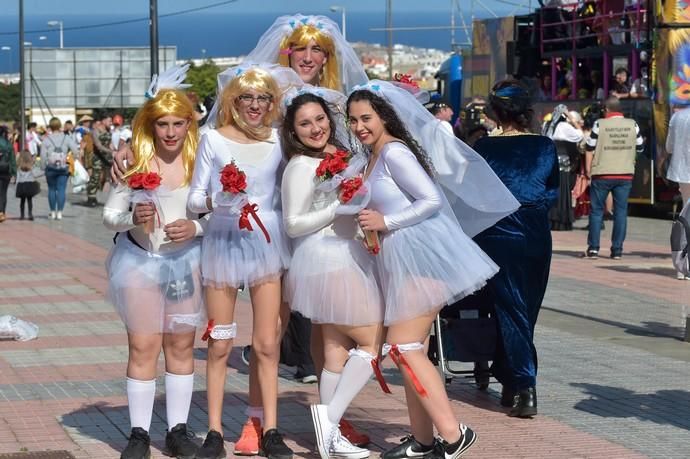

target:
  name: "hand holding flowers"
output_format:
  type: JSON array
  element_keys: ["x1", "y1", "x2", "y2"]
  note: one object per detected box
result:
[
  {"x1": 218, "y1": 161, "x2": 271, "y2": 243},
  {"x1": 128, "y1": 172, "x2": 163, "y2": 234}
]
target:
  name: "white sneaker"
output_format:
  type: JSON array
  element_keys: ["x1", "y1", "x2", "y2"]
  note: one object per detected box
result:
[
  {"x1": 310, "y1": 404, "x2": 336, "y2": 459},
  {"x1": 56, "y1": 211, "x2": 63, "y2": 220},
  {"x1": 49, "y1": 211, "x2": 56, "y2": 220},
  {"x1": 330, "y1": 428, "x2": 370, "y2": 458}
]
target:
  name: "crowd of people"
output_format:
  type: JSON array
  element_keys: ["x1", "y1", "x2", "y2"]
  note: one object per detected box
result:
[
  {"x1": 0, "y1": 111, "x2": 134, "y2": 223},
  {"x1": 0, "y1": 9, "x2": 671, "y2": 459}
]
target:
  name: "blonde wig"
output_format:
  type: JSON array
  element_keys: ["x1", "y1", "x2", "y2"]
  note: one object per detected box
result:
[
  {"x1": 126, "y1": 89, "x2": 199, "y2": 185},
  {"x1": 278, "y1": 24, "x2": 341, "y2": 91},
  {"x1": 216, "y1": 68, "x2": 280, "y2": 141}
]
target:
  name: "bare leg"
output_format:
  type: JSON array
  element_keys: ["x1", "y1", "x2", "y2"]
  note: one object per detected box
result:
[
  {"x1": 205, "y1": 286, "x2": 238, "y2": 435},
  {"x1": 386, "y1": 311, "x2": 461, "y2": 443},
  {"x1": 249, "y1": 279, "x2": 282, "y2": 431}
]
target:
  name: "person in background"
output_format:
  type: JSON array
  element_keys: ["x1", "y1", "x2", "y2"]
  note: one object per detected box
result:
[
  {"x1": 611, "y1": 67, "x2": 637, "y2": 99},
  {"x1": 549, "y1": 110, "x2": 584, "y2": 230},
  {"x1": 430, "y1": 102, "x2": 454, "y2": 134},
  {"x1": 25, "y1": 122, "x2": 41, "y2": 157},
  {"x1": 0, "y1": 125, "x2": 17, "y2": 223},
  {"x1": 665, "y1": 104, "x2": 690, "y2": 279},
  {"x1": 111, "y1": 114, "x2": 126, "y2": 151},
  {"x1": 473, "y1": 79, "x2": 559, "y2": 417},
  {"x1": 15, "y1": 150, "x2": 42, "y2": 221},
  {"x1": 87, "y1": 114, "x2": 114, "y2": 207},
  {"x1": 584, "y1": 96, "x2": 644, "y2": 259},
  {"x1": 40, "y1": 117, "x2": 80, "y2": 220}
]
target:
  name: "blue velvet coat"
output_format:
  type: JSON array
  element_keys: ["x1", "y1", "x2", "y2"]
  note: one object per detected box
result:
[{"x1": 472, "y1": 134, "x2": 559, "y2": 390}]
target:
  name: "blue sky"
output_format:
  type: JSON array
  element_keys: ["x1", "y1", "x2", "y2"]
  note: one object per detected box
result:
[{"x1": 0, "y1": 0, "x2": 469, "y2": 16}]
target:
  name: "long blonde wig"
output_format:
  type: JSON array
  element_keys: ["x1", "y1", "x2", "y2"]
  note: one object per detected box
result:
[
  {"x1": 126, "y1": 89, "x2": 199, "y2": 185},
  {"x1": 278, "y1": 24, "x2": 340, "y2": 90},
  {"x1": 217, "y1": 68, "x2": 280, "y2": 141}
]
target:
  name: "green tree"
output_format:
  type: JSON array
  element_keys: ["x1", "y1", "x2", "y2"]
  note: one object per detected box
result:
[
  {"x1": 0, "y1": 83, "x2": 21, "y2": 123},
  {"x1": 185, "y1": 60, "x2": 221, "y2": 102}
]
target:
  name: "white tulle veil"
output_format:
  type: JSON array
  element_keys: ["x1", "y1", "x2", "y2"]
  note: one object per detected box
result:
[
  {"x1": 244, "y1": 14, "x2": 368, "y2": 93},
  {"x1": 349, "y1": 80, "x2": 520, "y2": 237}
]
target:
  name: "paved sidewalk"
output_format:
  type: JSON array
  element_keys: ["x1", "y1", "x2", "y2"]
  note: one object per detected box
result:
[{"x1": 1, "y1": 189, "x2": 689, "y2": 458}]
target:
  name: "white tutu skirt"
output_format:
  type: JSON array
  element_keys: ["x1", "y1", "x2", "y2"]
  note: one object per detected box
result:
[
  {"x1": 286, "y1": 234, "x2": 384, "y2": 326},
  {"x1": 379, "y1": 212, "x2": 499, "y2": 326},
  {"x1": 106, "y1": 235, "x2": 205, "y2": 334},
  {"x1": 201, "y1": 211, "x2": 291, "y2": 289}
]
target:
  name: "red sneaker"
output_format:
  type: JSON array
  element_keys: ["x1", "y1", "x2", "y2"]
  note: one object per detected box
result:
[
  {"x1": 339, "y1": 418, "x2": 370, "y2": 447},
  {"x1": 233, "y1": 417, "x2": 262, "y2": 456}
]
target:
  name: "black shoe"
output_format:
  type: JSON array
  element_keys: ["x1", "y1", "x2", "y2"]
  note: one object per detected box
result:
[
  {"x1": 241, "y1": 345, "x2": 251, "y2": 366},
  {"x1": 260, "y1": 428, "x2": 293, "y2": 459},
  {"x1": 28, "y1": 215, "x2": 34, "y2": 221},
  {"x1": 500, "y1": 386, "x2": 517, "y2": 407},
  {"x1": 437, "y1": 425, "x2": 477, "y2": 459},
  {"x1": 508, "y1": 386, "x2": 537, "y2": 418},
  {"x1": 294, "y1": 365, "x2": 317, "y2": 384},
  {"x1": 164, "y1": 423, "x2": 197, "y2": 459},
  {"x1": 583, "y1": 249, "x2": 598, "y2": 259},
  {"x1": 121, "y1": 427, "x2": 151, "y2": 459},
  {"x1": 86, "y1": 198, "x2": 99, "y2": 207},
  {"x1": 610, "y1": 251, "x2": 622, "y2": 260},
  {"x1": 19, "y1": 215, "x2": 24, "y2": 220},
  {"x1": 196, "y1": 430, "x2": 226, "y2": 459},
  {"x1": 382, "y1": 434, "x2": 434, "y2": 458}
]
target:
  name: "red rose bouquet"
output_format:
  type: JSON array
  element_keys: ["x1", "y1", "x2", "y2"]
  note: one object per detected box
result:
[
  {"x1": 220, "y1": 162, "x2": 247, "y2": 194},
  {"x1": 128, "y1": 171, "x2": 163, "y2": 234},
  {"x1": 316, "y1": 150, "x2": 350, "y2": 182},
  {"x1": 339, "y1": 177, "x2": 364, "y2": 204},
  {"x1": 216, "y1": 162, "x2": 271, "y2": 243}
]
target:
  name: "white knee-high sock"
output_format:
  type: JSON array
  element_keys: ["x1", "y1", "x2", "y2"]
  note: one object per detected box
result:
[
  {"x1": 319, "y1": 368, "x2": 342, "y2": 405},
  {"x1": 165, "y1": 372, "x2": 194, "y2": 430},
  {"x1": 127, "y1": 377, "x2": 156, "y2": 431},
  {"x1": 326, "y1": 350, "x2": 373, "y2": 424}
]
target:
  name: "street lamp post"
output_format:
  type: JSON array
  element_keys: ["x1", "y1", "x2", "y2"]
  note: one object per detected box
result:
[
  {"x1": 47, "y1": 20, "x2": 63, "y2": 48},
  {"x1": 24, "y1": 41, "x2": 32, "y2": 123},
  {"x1": 329, "y1": 5, "x2": 346, "y2": 40}
]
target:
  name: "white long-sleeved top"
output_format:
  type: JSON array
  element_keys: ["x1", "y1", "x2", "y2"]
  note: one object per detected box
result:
[
  {"x1": 666, "y1": 107, "x2": 690, "y2": 184},
  {"x1": 366, "y1": 142, "x2": 442, "y2": 231},
  {"x1": 281, "y1": 155, "x2": 357, "y2": 240},
  {"x1": 188, "y1": 129, "x2": 281, "y2": 215},
  {"x1": 552, "y1": 121, "x2": 584, "y2": 143},
  {"x1": 103, "y1": 184, "x2": 207, "y2": 254}
]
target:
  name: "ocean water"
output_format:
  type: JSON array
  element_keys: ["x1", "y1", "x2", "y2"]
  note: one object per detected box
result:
[{"x1": 0, "y1": 11, "x2": 483, "y2": 73}]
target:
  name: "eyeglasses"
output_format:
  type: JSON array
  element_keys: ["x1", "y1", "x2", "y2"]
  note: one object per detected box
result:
[{"x1": 237, "y1": 94, "x2": 273, "y2": 106}]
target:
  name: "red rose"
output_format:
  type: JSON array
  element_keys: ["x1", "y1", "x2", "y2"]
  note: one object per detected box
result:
[
  {"x1": 141, "y1": 172, "x2": 162, "y2": 190},
  {"x1": 316, "y1": 150, "x2": 352, "y2": 181},
  {"x1": 128, "y1": 173, "x2": 145, "y2": 189},
  {"x1": 340, "y1": 176, "x2": 363, "y2": 203},
  {"x1": 315, "y1": 160, "x2": 328, "y2": 178},
  {"x1": 326, "y1": 156, "x2": 348, "y2": 176},
  {"x1": 220, "y1": 162, "x2": 247, "y2": 194}
]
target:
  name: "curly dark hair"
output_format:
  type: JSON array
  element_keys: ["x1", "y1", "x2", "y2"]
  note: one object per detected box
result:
[
  {"x1": 346, "y1": 89, "x2": 435, "y2": 177},
  {"x1": 281, "y1": 93, "x2": 344, "y2": 160},
  {"x1": 487, "y1": 79, "x2": 534, "y2": 131}
]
